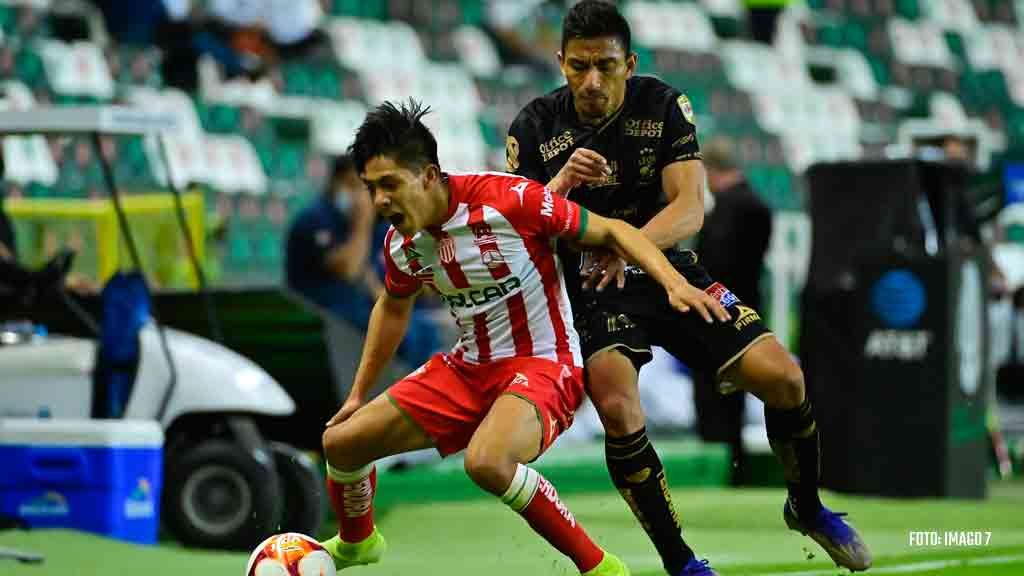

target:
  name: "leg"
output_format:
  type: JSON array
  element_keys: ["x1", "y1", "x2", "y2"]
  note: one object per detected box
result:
[
  {"x1": 587, "y1": 349, "x2": 696, "y2": 575},
  {"x1": 723, "y1": 337, "x2": 871, "y2": 571},
  {"x1": 693, "y1": 369, "x2": 747, "y2": 486},
  {"x1": 464, "y1": 393, "x2": 623, "y2": 575},
  {"x1": 720, "y1": 336, "x2": 818, "y2": 514},
  {"x1": 320, "y1": 392, "x2": 433, "y2": 567}
]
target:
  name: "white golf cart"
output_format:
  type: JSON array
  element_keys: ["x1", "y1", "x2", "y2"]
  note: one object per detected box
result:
[{"x1": 0, "y1": 107, "x2": 323, "y2": 549}]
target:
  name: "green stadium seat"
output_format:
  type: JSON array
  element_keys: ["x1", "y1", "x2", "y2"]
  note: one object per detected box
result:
[
  {"x1": 15, "y1": 49, "x2": 46, "y2": 89},
  {"x1": 816, "y1": 22, "x2": 845, "y2": 47},
  {"x1": 944, "y1": 31, "x2": 966, "y2": 60},
  {"x1": 332, "y1": 0, "x2": 386, "y2": 19},
  {"x1": 458, "y1": 0, "x2": 483, "y2": 26},
  {"x1": 1008, "y1": 112, "x2": 1024, "y2": 147},
  {"x1": 0, "y1": 5, "x2": 14, "y2": 37},
  {"x1": 843, "y1": 19, "x2": 870, "y2": 53},
  {"x1": 866, "y1": 53, "x2": 890, "y2": 85},
  {"x1": 895, "y1": 0, "x2": 921, "y2": 19},
  {"x1": 205, "y1": 104, "x2": 242, "y2": 134}
]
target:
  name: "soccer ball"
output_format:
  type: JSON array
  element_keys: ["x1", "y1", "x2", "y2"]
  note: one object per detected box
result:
[{"x1": 245, "y1": 533, "x2": 334, "y2": 576}]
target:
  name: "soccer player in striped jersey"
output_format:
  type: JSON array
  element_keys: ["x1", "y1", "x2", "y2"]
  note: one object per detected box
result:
[{"x1": 319, "y1": 99, "x2": 730, "y2": 575}]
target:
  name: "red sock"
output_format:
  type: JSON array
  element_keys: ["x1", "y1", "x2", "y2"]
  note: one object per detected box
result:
[
  {"x1": 501, "y1": 464, "x2": 604, "y2": 572},
  {"x1": 326, "y1": 463, "x2": 377, "y2": 543}
]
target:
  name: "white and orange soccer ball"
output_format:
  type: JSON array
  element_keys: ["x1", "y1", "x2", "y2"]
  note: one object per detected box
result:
[{"x1": 245, "y1": 532, "x2": 334, "y2": 576}]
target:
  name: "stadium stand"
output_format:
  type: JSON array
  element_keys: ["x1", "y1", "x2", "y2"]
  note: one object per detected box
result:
[{"x1": 1, "y1": 0, "x2": 1021, "y2": 290}]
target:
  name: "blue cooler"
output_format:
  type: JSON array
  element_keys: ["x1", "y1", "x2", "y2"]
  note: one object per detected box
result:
[{"x1": 0, "y1": 419, "x2": 163, "y2": 544}]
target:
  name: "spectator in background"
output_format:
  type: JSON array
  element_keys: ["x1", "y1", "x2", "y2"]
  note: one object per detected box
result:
[
  {"x1": 91, "y1": 0, "x2": 256, "y2": 92},
  {"x1": 207, "y1": 0, "x2": 329, "y2": 67},
  {"x1": 693, "y1": 136, "x2": 773, "y2": 485},
  {"x1": 917, "y1": 133, "x2": 1008, "y2": 295},
  {"x1": 1, "y1": 148, "x2": 91, "y2": 312},
  {"x1": 285, "y1": 155, "x2": 440, "y2": 367}
]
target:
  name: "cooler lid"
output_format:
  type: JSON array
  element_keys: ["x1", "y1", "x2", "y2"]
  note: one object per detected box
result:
[{"x1": 0, "y1": 419, "x2": 164, "y2": 447}]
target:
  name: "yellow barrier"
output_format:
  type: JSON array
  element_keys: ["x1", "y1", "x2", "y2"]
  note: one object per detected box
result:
[{"x1": 7, "y1": 192, "x2": 205, "y2": 289}]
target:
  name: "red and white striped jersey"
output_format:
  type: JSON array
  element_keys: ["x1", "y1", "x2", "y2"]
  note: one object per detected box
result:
[{"x1": 383, "y1": 172, "x2": 587, "y2": 368}]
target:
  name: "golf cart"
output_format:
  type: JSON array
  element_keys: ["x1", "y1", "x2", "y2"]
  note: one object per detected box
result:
[{"x1": 0, "y1": 107, "x2": 323, "y2": 549}]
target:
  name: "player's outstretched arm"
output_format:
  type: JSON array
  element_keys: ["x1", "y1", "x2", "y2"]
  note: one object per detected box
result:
[
  {"x1": 579, "y1": 212, "x2": 730, "y2": 323},
  {"x1": 326, "y1": 291, "x2": 416, "y2": 426}
]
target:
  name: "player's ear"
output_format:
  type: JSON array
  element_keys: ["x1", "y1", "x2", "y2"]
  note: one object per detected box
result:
[
  {"x1": 422, "y1": 164, "x2": 440, "y2": 187},
  {"x1": 626, "y1": 51, "x2": 638, "y2": 77}
]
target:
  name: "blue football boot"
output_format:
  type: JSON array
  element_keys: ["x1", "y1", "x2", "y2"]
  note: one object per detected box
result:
[{"x1": 784, "y1": 499, "x2": 872, "y2": 571}]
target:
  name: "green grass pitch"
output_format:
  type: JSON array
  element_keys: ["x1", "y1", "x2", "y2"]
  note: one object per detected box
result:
[{"x1": 2, "y1": 481, "x2": 1023, "y2": 575}]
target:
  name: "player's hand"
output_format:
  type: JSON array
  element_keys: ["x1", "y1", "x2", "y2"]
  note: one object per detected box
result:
[
  {"x1": 665, "y1": 276, "x2": 731, "y2": 323},
  {"x1": 550, "y1": 148, "x2": 611, "y2": 196},
  {"x1": 325, "y1": 395, "x2": 365, "y2": 427},
  {"x1": 581, "y1": 251, "x2": 626, "y2": 292}
]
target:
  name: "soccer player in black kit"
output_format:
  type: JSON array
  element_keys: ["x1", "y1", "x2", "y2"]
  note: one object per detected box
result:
[{"x1": 506, "y1": 2, "x2": 872, "y2": 575}]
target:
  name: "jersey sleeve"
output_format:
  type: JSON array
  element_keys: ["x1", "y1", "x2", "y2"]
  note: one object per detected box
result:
[
  {"x1": 506, "y1": 108, "x2": 549, "y2": 183},
  {"x1": 515, "y1": 179, "x2": 588, "y2": 241},
  {"x1": 659, "y1": 90, "x2": 702, "y2": 170},
  {"x1": 382, "y1": 228, "x2": 422, "y2": 298}
]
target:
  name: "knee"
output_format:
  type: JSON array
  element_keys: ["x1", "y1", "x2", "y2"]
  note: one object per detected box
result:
[
  {"x1": 586, "y1": 352, "x2": 644, "y2": 436},
  {"x1": 322, "y1": 424, "x2": 365, "y2": 471},
  {"x1": 463, "y1": 444, "x2": 516, "y2": 495},
  {"x1": 769, "y1": 362, "x2": 805, "y2": 410},
  {"x1": 592, "y1": 392, "x2": 645, "y2": 436}
]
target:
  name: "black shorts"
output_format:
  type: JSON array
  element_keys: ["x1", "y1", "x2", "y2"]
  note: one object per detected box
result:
[{"x1": 573, "y1": 250, "x2": 773, "y2": 379}]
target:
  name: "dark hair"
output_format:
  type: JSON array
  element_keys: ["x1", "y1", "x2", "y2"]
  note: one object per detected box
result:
[
  {"x1": 561, "y1": 0, "x2": 631, "y2": 55},
  {"x1": 324, "y1": 154, "x2": 356, "y2": 195},
  {"x1": 349, "y1": 99, "x2": 439, "y2": 175}
]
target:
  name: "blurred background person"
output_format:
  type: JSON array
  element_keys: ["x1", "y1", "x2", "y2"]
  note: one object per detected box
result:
[
  {"x1": 285, "y1": 154, "x2": 439, "y2": 368},
  {"x1": 694, "y1": 136, "x2": 772, "y2": 486}
]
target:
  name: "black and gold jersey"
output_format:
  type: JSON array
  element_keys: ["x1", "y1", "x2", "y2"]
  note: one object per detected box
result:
[{"x1": 506, "y1": 75, "x2": 701, "y2": 231}]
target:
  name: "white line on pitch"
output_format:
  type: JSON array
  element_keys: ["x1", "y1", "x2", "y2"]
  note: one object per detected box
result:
[{"x1": 752, "y1": 553, "x2": 1024, "y2": 576}]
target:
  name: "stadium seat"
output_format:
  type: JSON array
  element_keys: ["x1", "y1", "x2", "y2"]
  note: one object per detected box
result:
[
  {"x1": 310, "y1": 99, "x2": 368, "y2": 155},
  {"x1": 328, "y1": 17, "x2": 426, "y2": 72},
  {"x1": 0, "y1": 4, "x2": 14, "y2": 37},
  {"x1": 921, "y1": 0, "x2": 980, "y2": 33},
  {"x1": 330, "y1": 0, "x2": 386, "y2": 19},
  {"x1": 1, "y1": 134, "x2": 58, "y2": 186},
  {"x1": 452, "y1": 25, "x2": 502, "y2": 78},
  {"x1": 14, "y1": 47, "x2": 47, "y2": 91},
  {"x1": 625, "y1": 1, "x2": 718, "y2": 53},
  {"x1": 895, "y1": 0, "x2": 923, "y2": 19},
  {"x1": 38, "y1": 39, "x2": 114, "y2": 100},
  {"x1": 204, "y1": 134, "x2": 268, "y2": 195}
]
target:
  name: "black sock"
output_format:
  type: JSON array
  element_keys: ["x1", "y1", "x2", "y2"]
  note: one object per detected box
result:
[
  {"x1": 765, "y1": 397, "x2": 823, "y2": 521},
  {"x1": 606, "y1": 427, "x2": 694, "y2": 574}
]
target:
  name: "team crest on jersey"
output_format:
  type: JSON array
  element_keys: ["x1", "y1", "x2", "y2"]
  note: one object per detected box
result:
[
  {"x1": 438, "y1": 235, "x2": 456, "y2": 264},
  {"x1": 506, "y1": 136, "x2": 520, "y2": 172},
  {"x1": 638, "y1": 147, "x2": 656, "y2": 182},
  {"x1": 471, "y1": 221, "x2": 497, "y2": 244},
  {"x1": 482, "y1": 248, "x2": 505, "y2": 270},
  {"x1": 677, "y1": 94, "x2": 695, "y2": 126}
]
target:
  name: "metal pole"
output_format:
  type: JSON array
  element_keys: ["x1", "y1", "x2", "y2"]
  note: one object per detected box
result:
[
  {"x1": 155, "y1": 134, "x2": 224, "y2": 342},
  {"x1": 90, "y1": 132, "x2": 178, "y2": 421}
]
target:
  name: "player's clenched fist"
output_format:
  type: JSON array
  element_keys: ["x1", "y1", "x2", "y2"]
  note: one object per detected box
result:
[
  {"x1": 548, "y1": 148, "x2": 611, "y2": 197},
  {"x1": 664, "y1": 277, "x2": 731, "y2": 324}
]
